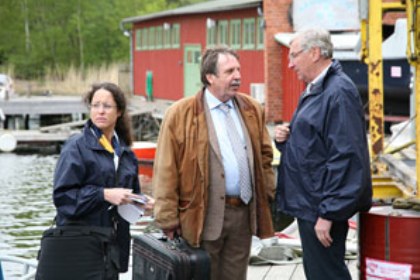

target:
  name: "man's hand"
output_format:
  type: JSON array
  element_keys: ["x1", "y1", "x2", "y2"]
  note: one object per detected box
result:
[
  {"x1": 315, "y1": 217, "x2": 333, "y2": 247},
  {"x1": 163, "y1": 226, "x2": 181, "y2": 240},
  {"x1": 274, "y1": 123, "x2": 290, "y2": 143}
]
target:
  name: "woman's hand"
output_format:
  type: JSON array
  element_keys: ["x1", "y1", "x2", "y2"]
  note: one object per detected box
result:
[
  {"x1": 104, "y1": 188, "x2": 134, "y2": 206},
  {"x1": 129, "y1": 193, "x2": 155, "y2": 210}
]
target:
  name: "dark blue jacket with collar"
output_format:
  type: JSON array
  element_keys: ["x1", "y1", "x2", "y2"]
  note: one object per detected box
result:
[
  {"x1": 53, "y1": 120, "x2": 140, "y2": 272},
  {"x1": 275, "y1": 60, "x2": 372, "y2": 223}
]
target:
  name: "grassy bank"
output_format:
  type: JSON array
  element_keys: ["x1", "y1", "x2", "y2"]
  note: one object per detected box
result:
[{"x1": 12, "y1": 63, "x2": 130, "y2": 97}]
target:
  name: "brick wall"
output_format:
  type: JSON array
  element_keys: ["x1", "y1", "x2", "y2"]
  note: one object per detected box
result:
[{"x1": 263, "y1": 0, "x2": 293, "y2": 123}]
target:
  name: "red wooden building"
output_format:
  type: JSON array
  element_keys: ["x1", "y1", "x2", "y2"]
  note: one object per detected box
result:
[{"x1": 121, "y1": 0, "x2": 297, "y2": 123}]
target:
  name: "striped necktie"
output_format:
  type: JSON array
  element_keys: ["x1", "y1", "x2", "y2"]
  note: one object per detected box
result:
[{"x1": 219, "y1": 103, "x2": 252, "y2": 204}]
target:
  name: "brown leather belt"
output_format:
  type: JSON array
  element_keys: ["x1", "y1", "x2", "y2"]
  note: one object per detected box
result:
[{"x1": 225, "y1": 196, "x2": 245, "y2": 207}]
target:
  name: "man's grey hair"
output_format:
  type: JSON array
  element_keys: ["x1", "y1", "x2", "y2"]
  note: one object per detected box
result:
[{"x1": 293, "y1": 28, "x2": 333, "y2": 59}]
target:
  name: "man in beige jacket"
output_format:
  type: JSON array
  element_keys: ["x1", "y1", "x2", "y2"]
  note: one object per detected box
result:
[{"x1": 153, "y1": 46, "x2": 275, "y2": 280}]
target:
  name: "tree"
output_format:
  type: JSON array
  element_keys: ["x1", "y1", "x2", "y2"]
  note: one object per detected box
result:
[{"x1": 0, "y1": 0, "x2": 207, "y2": 79}]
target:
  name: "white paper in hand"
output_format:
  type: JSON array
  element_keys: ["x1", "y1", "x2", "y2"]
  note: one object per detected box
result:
[{"x1": 118, "y1": 204, "x2": 145, "y2": 223}]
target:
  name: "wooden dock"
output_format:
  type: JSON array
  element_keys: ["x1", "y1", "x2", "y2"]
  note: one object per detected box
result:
[
  {"x1": 0, "y1": 96, "x2": 87, "y2": 115},
  {"x1": 120, "y1": 227, "x2": 359, "y2": 280},
  {"x1": 128, "y1": 96, "x2": 173, "y2": 118},
  {"x1": 121, "y1": 213, "x2": 360, "y2": 280},
  {"x1": 7, "y1": 129, "x2": 78, "y2": 142},
  {"x1": 0, "y1": 95, "x2": 173, "y2": 151},
  {"x1": 0, "y1": 95, "x2": 172, "y2": 117},
  {"x1": 245, "y1": 259, "x2": 358, "y2": 280},
  {"x1": 120, "y1": 258, "x2": 359, "y2": 280}
]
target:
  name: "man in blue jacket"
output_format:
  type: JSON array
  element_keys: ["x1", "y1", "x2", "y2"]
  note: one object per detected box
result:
[{"x1": 275, "y1": 28, "x2": 372, "y2": 280}]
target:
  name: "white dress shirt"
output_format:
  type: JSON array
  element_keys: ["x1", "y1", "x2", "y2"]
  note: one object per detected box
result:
[{"x1": 205, "y1": 89, "x2": 245, "y2": 196}]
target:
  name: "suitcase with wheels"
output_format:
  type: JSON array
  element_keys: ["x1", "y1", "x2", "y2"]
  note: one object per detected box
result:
[{"x1": 132, "y1": 233, "x2": 210, "y2": 280}]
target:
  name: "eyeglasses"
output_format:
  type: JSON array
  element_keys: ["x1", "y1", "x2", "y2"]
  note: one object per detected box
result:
[
  {"x1": 288, "y1": 49, "x2": 306, "y2": 61},
  {"x1": 89, "y1": 103, "x2": 118, "y2": 111}
]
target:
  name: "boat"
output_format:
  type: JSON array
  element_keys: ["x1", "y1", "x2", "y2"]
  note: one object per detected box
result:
[
  {"x1": 131, "y1": 141, "x2": 157, "y2": 178},
  {"x1": 131, "y1": 141, "x2": 156, "y2": 161}
]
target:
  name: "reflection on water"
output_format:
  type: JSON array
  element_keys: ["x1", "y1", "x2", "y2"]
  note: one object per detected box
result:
[{"x1": 0, "y1": 153, "x2": 58, "y2": 278}]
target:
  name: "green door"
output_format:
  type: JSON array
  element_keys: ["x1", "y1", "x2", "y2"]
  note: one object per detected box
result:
[{"x1": 184, "y1": 45, "x2": 202, "y2": 97}]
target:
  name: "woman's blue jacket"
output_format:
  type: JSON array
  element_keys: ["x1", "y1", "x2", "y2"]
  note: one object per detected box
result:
[{"x1": 53, "y1": 120, "x2": 140, "y2": 272}]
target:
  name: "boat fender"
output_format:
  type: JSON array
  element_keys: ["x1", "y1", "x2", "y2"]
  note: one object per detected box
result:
[{"x1": 0, "y1": 133, "x2": 17, "y2": 152}]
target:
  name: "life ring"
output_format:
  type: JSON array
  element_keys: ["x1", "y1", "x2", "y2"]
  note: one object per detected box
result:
[{"x1": 0, "y1": 133, "x2": 17, "y2": 152}]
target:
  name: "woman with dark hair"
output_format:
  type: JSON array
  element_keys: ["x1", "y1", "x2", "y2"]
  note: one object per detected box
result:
[{"x1": 51, "y1": 82, "x2": 154, "y2": 279}]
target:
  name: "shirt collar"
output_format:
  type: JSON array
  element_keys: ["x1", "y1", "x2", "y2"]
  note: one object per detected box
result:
[
  {"x1": 205, "y1": 88, "x2": 234, "y2": 110},
  {"x1": 310, "y1": 62, "x2": 332, "y2": 86}
]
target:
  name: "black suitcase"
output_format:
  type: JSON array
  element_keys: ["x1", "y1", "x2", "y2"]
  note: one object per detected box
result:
[{"x1": 132, "y1": 233, "x2": 210, "y2": 280}]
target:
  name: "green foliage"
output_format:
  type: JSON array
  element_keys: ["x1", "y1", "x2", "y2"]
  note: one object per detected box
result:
[{"x1": 0, "y1": 0, "x2": 207, "y2": 79}]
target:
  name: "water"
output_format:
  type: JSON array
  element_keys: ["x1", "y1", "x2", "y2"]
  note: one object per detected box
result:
[{"x1": 0, "y1": 153, "x2": 58, "y2": 278}]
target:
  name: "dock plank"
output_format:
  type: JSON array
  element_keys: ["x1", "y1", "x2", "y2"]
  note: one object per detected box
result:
[
  {"x1": 0, "y1": 96, "x2": 87, "y2": 115},
  {"x1": 128, "y1": 96, "x2": 172, "y2": 119},
  {"x1": 4, "y1": 129, "x2": 79, "y2": 143},
  {"x1": 247, "y1": 260, "x2": 358, "y2": 280},
  {"x1": 348, "y1": 259, "x2": 359, "y2": 279},
  {"x1": 0, "y1": 95, "x2": 172, "y2": 118},
  {"x1": 121, "y1": 261, "x2": 359, "y2": 280},
  {"x1": 262, "y1": 264, "x2": 298, "y2": 280},
  {"x1": 289, "y1": 265, "x2": 306, "y2": 280},
  {"x1": 39, "y1": 120, "x2": 86, "y2": 132},
  {"x1": 247, "y1": 265, "x2": 271, "y2": 279}
]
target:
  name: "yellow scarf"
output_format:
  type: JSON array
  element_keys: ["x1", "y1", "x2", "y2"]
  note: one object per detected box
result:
[
  {"x1": 98, "y1": 135, "x2": 114, "y2": 154},
  {"x1": 90, "y1": 123, "x2": 121, "y2": 156}
]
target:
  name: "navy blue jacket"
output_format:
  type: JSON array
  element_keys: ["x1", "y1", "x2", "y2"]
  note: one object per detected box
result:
[
  {"x1": 276, "y1": 60, "x2": 372, "y2": 223},
  {"x1": 53, "y1": 120, "x2": 140, "y2": 272}
]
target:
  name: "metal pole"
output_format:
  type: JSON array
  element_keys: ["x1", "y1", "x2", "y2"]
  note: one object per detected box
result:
[
  {"x1": 368, "y1": 0, "x2": 385, "y2": 162},
  {"x1": 410, "y1": 66, "x2": 415, "y2": 140},
  {"x1": 406, "y1": 0, "x2": 420, "y2": 197},
  {"x1": 414, "y1": 0, "x2": 420, "y2": 198},
  {"x1": 129, "y1": 32, "x2": 134, "y2": 95},
  {"x1": 416, "y1": 65, "x2": 420, "y2": 197}
]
